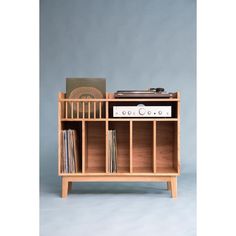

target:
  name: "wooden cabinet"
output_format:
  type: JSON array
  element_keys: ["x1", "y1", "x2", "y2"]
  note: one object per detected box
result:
[{"x1": 58, "y1": 92, "x2": 180, "y2": 198}]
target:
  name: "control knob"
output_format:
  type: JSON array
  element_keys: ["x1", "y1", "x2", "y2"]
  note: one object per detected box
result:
[{"x1": 139, "y1": 108, "x2": 146, "y2": 115}]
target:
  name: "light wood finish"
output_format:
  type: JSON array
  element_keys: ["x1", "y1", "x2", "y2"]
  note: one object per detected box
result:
[
  {"x1": 82, "y1": 102, "x2": 85, "y2": 118},
  {"x1": 60, "y1": 171, "x2": 179, "y2": 176},
  {"x1": 94, "y1": 102, "x2": 96, "y2": 118},
  {"x1": 61, "y1": 118, "x2": 177, "y2": 122},
  {"x1": 109, "y1": 121, "x2": 130, "y2": 173},
  {"x1": 170, "y1": 177, "x2": 177, "y2": 198},
  {"x1": 61, "y1": 177, "x2": 69, "y2": 198},
  {"x1": 133, "y1": 121, "x2": 153, "y2": 173},
  {"x1": 86, "y1": 122, "x2": 106, "y2": 173},
  {"x1": 88, "y1": 102, "x2": 90, "y2": 118},
  {"x1": 71, "y1": 102, "x2": 74, "y2": 119},
  {"x1": 63, "y1": 175, "x2": 173, "y2": 182},
  {"x1": 60, "y1": 98, "x2": 179, "y2": 102},
  {"x1": 65, "y1": 101, "x2": 68, "y2": 119},
  {"x1": 61, "y1": 118, "x2": 106, "y2": 121},
  {"x1": 177, "y1": 92, "x2": 180, "y2": 173},
  {"x1": 105, "y1": 119, "x2": 109, "y2": 173},
  {"x1": 99, "y1": 102, "x2": 101, "y2": 118},
  {"x1": 156, "y1": 122, "x2": 177, "y2": 172},
  {"x1": 58, "y1": 92, "x2": 65, "y2": 175},
  {"x1": 58, "y1": 92, "x2": 180, "y2": 198},
  {"x1": 105, "y1": 100, "x2": 109, "y2": 173},
  {"x1": 108, "y1": 118, "x2": 178, "y2": 121},
  {"x1": 156, "y1": 167, "x2": 178, "y2": 174}
]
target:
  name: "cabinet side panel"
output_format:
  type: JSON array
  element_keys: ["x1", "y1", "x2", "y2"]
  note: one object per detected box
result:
[{"x1": 58, "y1": 93, "x2": 65, "y2": 175}]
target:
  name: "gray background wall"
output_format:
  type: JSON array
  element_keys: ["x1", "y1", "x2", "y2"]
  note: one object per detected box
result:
[{"x1": 40, "y1": 0, "x2": 196, "y2": 187}]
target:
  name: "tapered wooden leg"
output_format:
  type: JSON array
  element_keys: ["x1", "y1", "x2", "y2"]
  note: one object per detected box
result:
[
  {"x1": 170, "y1": 177, "x2": 177, "y2": 198},
  {"x1": 167, "y1": 182, "x2": 171, "y2": 191},
  {"x1": 62, "y1": 177, "x2": 69, "y2": 198},
  {"x1": 68, "y1": 182, "x2": 72, "y2": 192}
]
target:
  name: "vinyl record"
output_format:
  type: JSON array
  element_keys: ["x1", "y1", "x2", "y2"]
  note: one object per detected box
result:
[{"x1": 69, "y1": 87, "x2": 103, "y2": 117}]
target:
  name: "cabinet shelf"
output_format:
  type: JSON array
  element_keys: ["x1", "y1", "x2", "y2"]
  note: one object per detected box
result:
[
  {"x1": 58, "y1": 92, "x2": 180, "y2": 198},
  {"x1": 61, "y1": 118, "x2": 178, "y2": 122}
]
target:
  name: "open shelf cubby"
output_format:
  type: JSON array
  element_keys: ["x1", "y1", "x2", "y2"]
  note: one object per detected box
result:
[
  {"x1": 132, "y1": 121, "x2": 153, "y2": 173},
  {"x1": 85, "y1": 121, "x2": 106, "y2": 173},
  {"x1": 58, "y1": 92, "x2": 180, "y2": 198},
  {"x1": 156, "y1": 121, "x2": 178, "y2": 174},
  {"x1": 109, "y1": 121, "x2": 130, "y2": 173},
  {"x1": 60, "y1": 121, "x2": 83, "y2": 173}
]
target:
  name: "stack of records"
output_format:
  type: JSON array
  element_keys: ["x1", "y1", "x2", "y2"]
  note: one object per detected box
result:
[
  {"x1": 108, "y1": 130, "x2": 117, "y2": 173},
  {"x1": 60, "y1": 129, "x2": 80, "y2": 173}
]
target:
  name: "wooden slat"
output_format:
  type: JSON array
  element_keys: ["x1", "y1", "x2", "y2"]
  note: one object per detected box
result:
[
  {"x1": 153, "y1": 120, "x2": 156, "y2": 173},
  {"x1": 94, "y1": 102, "x2": 96, "y2": 119},
  {"x1": 82, "y1": 121, "x2": 85, "y2": 173},
  {"x1": 88, "y1": 102, "x2": 90, "y2": 119},
  {"x1": 76, "y1": 102, "x2": 79, "y2": 118},
  {"x1": 130, "y1": 121, "x2": 133, "y2": 173},
  {"x1": 105, "y1": 101, "x2": 108, "y2": 118},
  {"x1": 82, "y1": 102, "x2": 85, "y2": 118},
  {"x1": 65, "y1": 101, "x2": 68, "y2": 119},
  {"x1": 99, "y1": 102, "x2": 102, "y2": 118},
  {"x1": 71, "y1": 102, "x2": 74, "y2": 119}
]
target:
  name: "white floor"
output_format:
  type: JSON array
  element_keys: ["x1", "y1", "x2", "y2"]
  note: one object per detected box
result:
[{"x1": 40, "y1": 173, "x2": 196, "y2": 236}]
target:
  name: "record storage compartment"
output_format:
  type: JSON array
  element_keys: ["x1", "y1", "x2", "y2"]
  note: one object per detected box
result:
[{"x1": 58, "y1": 92, "x2": 180, "y2": 198}]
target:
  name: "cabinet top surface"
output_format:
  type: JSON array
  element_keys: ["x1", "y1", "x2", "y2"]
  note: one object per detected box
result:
[{"x1": 58, "y1": 92, "x2": 180, "y2": 101}]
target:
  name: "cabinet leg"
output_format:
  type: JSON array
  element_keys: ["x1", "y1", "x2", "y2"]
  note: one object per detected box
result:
[
  {"x1": 170, "y1": 177, "x2": 177, "y2": 198},
  {"x1": 167, "y1": 182, "x2": 171, "y2": 191},
  {"x1": 61, "y1": 177, "x2": 69, "y2": 198},
  {"x1": 68, "y1": 182, "x2": 72, "y2": 192}
]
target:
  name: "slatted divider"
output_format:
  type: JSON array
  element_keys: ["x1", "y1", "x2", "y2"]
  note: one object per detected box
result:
[{"x1": 60, "y1": 99, "x2": 106, "y2": 120}]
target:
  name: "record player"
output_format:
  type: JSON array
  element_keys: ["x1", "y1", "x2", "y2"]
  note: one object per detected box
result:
[{"x1": 114, "y1": 88, "x2": 174, "y2": 98}]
